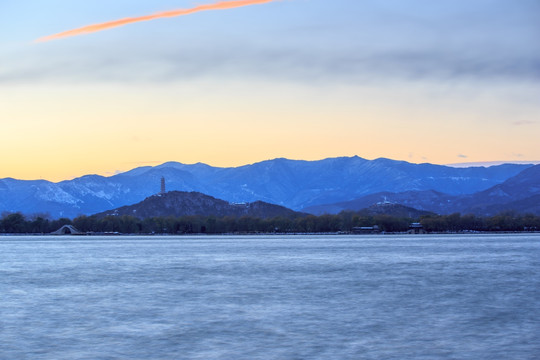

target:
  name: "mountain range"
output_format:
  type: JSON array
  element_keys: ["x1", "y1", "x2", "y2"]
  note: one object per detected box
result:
[
  {"x1": 0, "y1": 156, "x2": 537, "y2": 218},
  {"x1": 305, "y1": 164, "x2": 540, "y2": 216}
]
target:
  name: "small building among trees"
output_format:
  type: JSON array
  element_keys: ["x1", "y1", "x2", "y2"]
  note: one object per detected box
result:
[
  {"x1": 352, "y1": 225, "x2": 380, "y2": 234},
  {"x1": 408, "y1": 222, "x2": 426, "y2": 234}
]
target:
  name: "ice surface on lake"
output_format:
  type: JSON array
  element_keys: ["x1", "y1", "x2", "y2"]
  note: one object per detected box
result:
[{"x1": 1, "y1": 234, "x2": 539, "y2": 359}]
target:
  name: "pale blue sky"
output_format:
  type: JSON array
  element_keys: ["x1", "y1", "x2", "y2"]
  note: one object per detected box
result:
[{"x1": 3, "y1": 0, "x2": 538, "y2": 84}]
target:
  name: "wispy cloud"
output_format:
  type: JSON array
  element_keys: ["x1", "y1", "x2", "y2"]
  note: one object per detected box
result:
[
  {"x1": 4, "y1": 45, "x2": 540, "y2": 85},
  {"x1": 36, "y1": 0, "x2": 282, "y2": 42},
  {"x1": 447, "y1": 160, "x2": 540, "y2": 168},
  {"x1": 513, "y1": 120, "x2": 536, "y2": 126}
]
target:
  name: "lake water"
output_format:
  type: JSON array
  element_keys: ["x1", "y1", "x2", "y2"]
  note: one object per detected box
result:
[{"x1": 1, "y1": 234, "x2": 539, "y2": 359}]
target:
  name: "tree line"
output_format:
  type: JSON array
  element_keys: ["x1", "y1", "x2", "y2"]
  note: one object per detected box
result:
[{"x1": 1, "y1": 211, "x2": 539, "y2": 234}]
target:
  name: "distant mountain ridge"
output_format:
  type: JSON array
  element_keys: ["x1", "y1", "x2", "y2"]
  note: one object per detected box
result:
[
  {"x1": 0, "y1": 156, "x2": 533, "y2": 218},
  {"x1": 451, "y1": 164, "x2": 540, "y2": 215}
]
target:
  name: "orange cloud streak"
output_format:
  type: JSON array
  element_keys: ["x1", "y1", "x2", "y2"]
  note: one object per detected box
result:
[{"x1": 37, "y1": 0, "x2": 282, "y2": 42}]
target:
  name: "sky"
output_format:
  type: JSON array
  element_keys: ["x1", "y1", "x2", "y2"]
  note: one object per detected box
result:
[{"x1": 1, "y1": 0, "x2": 539, "y2": 181}]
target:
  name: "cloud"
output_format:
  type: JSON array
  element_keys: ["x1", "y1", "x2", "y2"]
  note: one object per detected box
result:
[
  {"x1": 124, "y1": 161, "x2": 163, "y2": 165},
  {"x1": 447, "y1": 160, "x2": 540, "y2": 168},
  {"x1": 513, "y1": 120, "x2": 536, "y2": 126},
  {"x1": 458, "y1": 154, "x2": 468, "y2": 159},
  {"x1": 36, "y1": 0, "x2": 282, "y2": 42},
  {"x1": 4, "y1": 44, "x2": 540, "y2": 86},
  {"x1": 4, "y1": 0, "x2": 536, "y2": 86}
]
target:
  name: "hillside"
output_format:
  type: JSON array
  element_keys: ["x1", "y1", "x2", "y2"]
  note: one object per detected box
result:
[
  {"x1": 303, "y1": 190, "x2": 453, "y2": 215},
  {"x1": 95, "y1": 191, "x2": 303, "y2": 219},
  {"x1": 455, "y1": 164, "x2": 540, "y2": 216},
  {"x1": 356, "y1": 203, "x2": 434, "y2": 218}
]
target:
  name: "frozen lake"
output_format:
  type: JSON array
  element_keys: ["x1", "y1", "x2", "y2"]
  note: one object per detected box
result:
[{"x1": 1, "y1": 234, "x2": 539, "y2": 359}]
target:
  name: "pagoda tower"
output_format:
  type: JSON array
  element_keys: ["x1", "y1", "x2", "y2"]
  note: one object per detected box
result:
[{"x1": 160, "y1": 176, "x2": 166, "y2": 195}]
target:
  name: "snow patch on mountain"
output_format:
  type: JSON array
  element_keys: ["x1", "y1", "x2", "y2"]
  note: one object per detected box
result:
[
  {"x1": 62, "y1": 180, "x2": 126, "y2": 200},
  {"x1": 34, "y1": 185, "x2": 81, "y2": 205}
]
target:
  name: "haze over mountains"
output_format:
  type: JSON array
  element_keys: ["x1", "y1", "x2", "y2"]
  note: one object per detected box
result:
[{"x1": 0, "y1": 156, "x2": 537, "y2": 218}]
